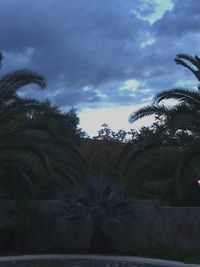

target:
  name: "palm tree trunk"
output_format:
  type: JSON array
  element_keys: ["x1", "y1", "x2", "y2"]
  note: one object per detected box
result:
[{"x1": 89, "y1": 222, "x2": 111, "y2": 253}]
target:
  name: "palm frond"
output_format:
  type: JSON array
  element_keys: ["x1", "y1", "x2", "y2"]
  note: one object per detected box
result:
[
  {"x1": 153, "y1": 88, "x2": 200, "y2": 106},
  {"x1": 129, "y1": 104, "x2": 169, "y2": 123},
  {"x1": 175, "y1": 54, "x2": 200, "y2": 81},
  {"x1": 0, "y1": 52, "x2": 3, "y2": 68},
  {"x1": 0, "y1": 70, "x2": 46, "y2": 102},
  {"x1": 56, "y1": 175, "x2": 138, "y2": 228}
]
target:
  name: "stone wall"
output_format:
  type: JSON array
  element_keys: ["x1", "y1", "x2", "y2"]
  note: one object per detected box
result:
[
  {"x1": 0, "y1": 200, "x2": 200, "y2": 251},
  {"x1": 111, "y1": 200, "x2": 200, "y2": 251}
]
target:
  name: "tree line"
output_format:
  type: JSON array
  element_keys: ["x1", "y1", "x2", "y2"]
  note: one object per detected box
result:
[{"x1": 0, "y1": 52, "x2": 200, "y2": 206}]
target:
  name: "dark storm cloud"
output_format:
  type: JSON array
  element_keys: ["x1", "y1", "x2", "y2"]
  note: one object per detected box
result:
[
  {"x1": 144, "y1": 0, "x2": 200, "y2": 91},
  {"x1": 0, "y1": 0, "x2": 200, "y2": 109},
  {"x1": 154, "y1": 0, "x2": 200, "y2": 37},
  {"x1": 0, "y1": 0, "x2": 151, "y2": 107}
]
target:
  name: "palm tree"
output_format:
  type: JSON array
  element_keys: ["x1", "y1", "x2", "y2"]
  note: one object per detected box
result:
[
  {"x1": 0, "y1": 108, "x2": 86, "y2": 198},
  {"x1": 127, "y1": 54, "x2": 200, "y2": 204},
  {"x1": 0, "y1": 53, "x2": 86, "y2": 198},
  {"x1": 0, "y1": 53, "x2": 47, "y2": 197},
  {"x1": 129, "y1": 54, "x2": 200, "y2": 132},
  {"x1": 119, "y1": 122, "x2": 187, "y2": 201},
  {"x1": 56, "y1": 175, "x2": 138, "y2": 252}
]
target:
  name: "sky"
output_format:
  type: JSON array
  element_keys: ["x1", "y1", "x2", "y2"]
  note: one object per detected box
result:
[{"x1": 0, "y1": 0, "x2": 200, "y2": 136}]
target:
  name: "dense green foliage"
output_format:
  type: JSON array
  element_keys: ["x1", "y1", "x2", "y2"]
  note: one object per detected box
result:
[
  {"x1": 0, "y1": 53, "x2": 86, "y2": 199},
  {"x1": 125, "y1": 54, "x2": 200, "y2": 205}
]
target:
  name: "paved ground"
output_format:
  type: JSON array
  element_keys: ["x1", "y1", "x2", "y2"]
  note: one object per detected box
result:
[{"x1": 0, "y1": 254, "x2": 199, "y2": 267}]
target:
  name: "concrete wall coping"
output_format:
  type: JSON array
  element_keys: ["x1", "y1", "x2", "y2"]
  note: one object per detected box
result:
[{"x1": 0, "y1": 254, "x2": 199, "y2": 267}]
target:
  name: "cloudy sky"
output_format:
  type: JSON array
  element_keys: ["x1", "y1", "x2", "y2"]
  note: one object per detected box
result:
[{"x1": 0, "y1": 0, "x2": 200, "y2": 136}]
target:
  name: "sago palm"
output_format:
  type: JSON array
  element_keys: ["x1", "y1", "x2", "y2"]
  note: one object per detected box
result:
[{"x1": 56, "y1": 175, "x2": 138, "y2": 252}]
